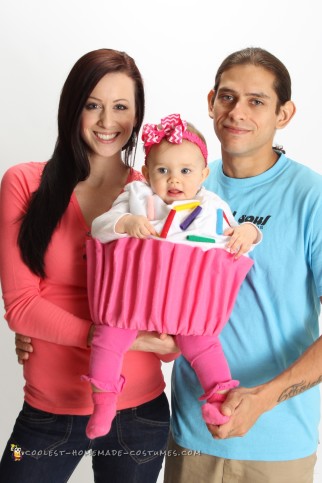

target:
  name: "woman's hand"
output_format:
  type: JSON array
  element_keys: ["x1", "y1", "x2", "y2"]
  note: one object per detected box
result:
[
  {"x1": 15, "y1": 333, "x2": 33, "y2": 364},
  {"x1": 130, "y1": 331, "x2": 179, "y2": 355},
  {"x1": 16, "y1": 328, "x2": 179, "y2": 360},
  {"x1": 87, "y1": 324, "x2": 95, "y2": 347}
]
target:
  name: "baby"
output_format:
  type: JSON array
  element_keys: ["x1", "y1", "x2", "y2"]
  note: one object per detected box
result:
[{"x1": 84, "y1": 113, "x2": 261, "y2": 439}]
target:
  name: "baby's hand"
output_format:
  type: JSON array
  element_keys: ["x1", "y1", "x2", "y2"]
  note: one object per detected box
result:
[
  {"x1": 117, "y1": 214, "x2": 157, "y2": 238},
  {"x1": 224, "y1": 224, "x2": 258, "y2": 259}
]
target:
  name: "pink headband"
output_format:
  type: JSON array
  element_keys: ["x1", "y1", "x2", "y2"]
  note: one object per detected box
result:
[{"x1": 142, "y1": 113, "x2": 208, "y2": 165}]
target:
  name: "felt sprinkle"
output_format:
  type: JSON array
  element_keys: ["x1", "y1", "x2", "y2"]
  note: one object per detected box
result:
[
  {"x1": 216, "y1": 208, "x2": 223, "y2": 234},
  {"x1": 173, "y1": 201, "x2": 200, "y2": 211},
  {"x1": 180, "y1": 205, "x2": 202, "y2": 230},
  {"x1": 187, "y1": 235, "x2": 216, "y2": 243},
  {"x1": 147, "y1": 196, "x2": 154, "y2": 221},
  {"x1": 160, "y1": 209, "x2": 176, "y2": 238}
]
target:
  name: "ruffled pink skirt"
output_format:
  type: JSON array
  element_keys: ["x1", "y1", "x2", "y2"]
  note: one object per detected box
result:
[{"x1": 86, "y1": 238, "x2": 253, "y2": 336}]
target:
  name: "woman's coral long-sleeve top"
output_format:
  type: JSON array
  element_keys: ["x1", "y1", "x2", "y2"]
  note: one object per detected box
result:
[{"x1": 0, "y1": 162, "x2": 170, "y2": 414}]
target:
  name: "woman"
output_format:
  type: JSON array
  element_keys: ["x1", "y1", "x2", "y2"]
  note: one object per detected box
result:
[{"x1": 0, "y1": 48, "x2": 177, "y2": 482}]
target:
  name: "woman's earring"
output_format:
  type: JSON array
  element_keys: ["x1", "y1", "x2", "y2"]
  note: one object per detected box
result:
[
  {"x1": 127, "y1": 131, "x2": 138, "y2": 167},
  {"x1": 132, "y1": 131, "x2": 138, "y2": 147}
]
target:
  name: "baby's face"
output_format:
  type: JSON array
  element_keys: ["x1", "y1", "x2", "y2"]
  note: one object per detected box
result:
[{"x1": 142, "y1": 140, "x2": 209, "y2": 204}]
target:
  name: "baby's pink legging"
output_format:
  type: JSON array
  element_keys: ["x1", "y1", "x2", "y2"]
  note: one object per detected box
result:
[
  {"x1": 84, "y1": 324, "x2": 237, "y2": 438},
  {"x1": 88, "y1": 325, "x2": 233, "y2": 395}
]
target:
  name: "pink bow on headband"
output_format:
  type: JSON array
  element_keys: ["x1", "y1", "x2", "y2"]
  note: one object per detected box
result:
[
  {"x1": 142, "y1": 113, "x2": 208, "y2": 164},
  {"x1": 142, "y1": 113, "x2": 187, "y2": 147}
]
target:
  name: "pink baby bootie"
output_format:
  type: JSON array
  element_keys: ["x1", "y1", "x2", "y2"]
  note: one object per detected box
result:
[
  {"x1": 86, "y1": 392, "x2": 117, "y2": 439},
  {"x1": 200, "y1": 380, "x2": 239, "y2": 425},
  {"x1": 201, "y1": 392, "x2": 230, "y2": 425}
]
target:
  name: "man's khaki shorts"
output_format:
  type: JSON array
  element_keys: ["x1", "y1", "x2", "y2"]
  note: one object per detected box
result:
[{"x1": 163, "y1": 433, "x2": 316, "y2": 483}]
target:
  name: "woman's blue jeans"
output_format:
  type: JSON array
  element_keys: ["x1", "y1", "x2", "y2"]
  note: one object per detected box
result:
[{"x1": 0, "y1": 392, "x2": 170, "y2": 482}]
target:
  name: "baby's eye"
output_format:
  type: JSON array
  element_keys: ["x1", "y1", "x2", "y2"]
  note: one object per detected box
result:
[
  {"x1": 157, "y1": 167, "x2": 168, "y2": 174},
  {"x1": 181, "y1": 168, "x2": 191, "y2": 174}
]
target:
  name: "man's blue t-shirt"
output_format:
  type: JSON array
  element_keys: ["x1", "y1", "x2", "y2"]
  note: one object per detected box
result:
[{"x1": 171, "y1": 154, "x2": 322, "y2": 460}]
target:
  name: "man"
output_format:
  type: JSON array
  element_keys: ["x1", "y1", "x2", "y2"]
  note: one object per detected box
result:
[{"x1": 164, "y1": 47, "x2": 322, "y2": 483}]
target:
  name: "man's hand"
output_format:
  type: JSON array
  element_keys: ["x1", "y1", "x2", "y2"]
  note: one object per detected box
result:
[
  {"x1": 207, "y1": 385, "x2": 272, "y2": 439},
  {"x1": 15, "y1": 334, "x2": 33, "y2": 364}
]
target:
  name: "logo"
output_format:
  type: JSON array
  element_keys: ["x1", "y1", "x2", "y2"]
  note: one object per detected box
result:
[
  {"x1": 232, "y1": 212, "x2": 271, "y2": 230},
  {"x1": 10, "y1": 444, "x2": 23, "y2": 461}
]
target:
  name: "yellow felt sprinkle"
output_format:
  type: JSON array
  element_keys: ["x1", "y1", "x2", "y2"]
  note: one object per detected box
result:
[{"x1": 173, "y1": 201, "x2": 200, "y2": 211}]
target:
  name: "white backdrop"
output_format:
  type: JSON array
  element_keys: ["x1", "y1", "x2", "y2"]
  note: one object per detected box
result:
[{"x1": 0, "y1": 1, "x2": 321, "y2": 481}]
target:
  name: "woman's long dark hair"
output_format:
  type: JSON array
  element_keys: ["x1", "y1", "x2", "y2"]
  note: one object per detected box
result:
[{"x1": 18, "y1": 49, "x2": 145, "y2": 277}]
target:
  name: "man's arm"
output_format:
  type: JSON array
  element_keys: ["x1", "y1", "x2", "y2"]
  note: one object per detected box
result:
[{"x1": 208, "y1": 297, "x2": 322, "y2": 439}]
